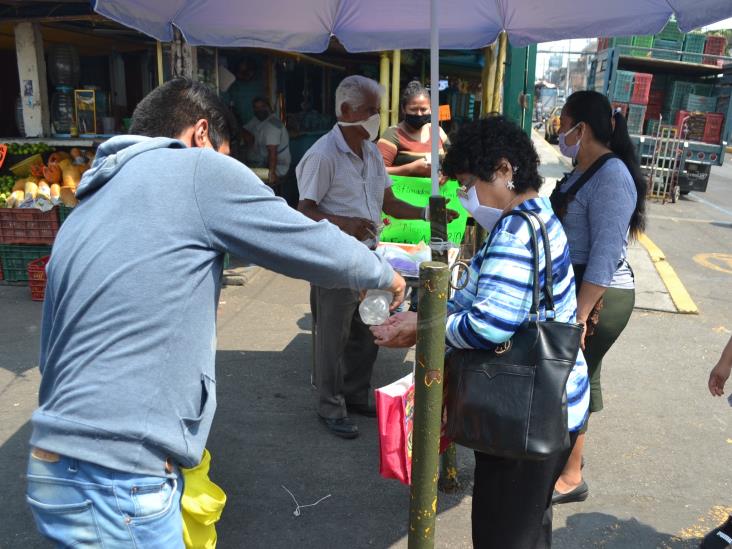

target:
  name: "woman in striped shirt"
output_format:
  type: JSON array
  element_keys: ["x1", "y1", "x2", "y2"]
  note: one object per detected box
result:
[{"x1": 372, "y1": 115, "x2": 589, "y2": 549}]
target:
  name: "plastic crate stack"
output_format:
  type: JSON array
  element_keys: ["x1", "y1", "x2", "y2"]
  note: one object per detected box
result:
[
  {"x1": 612, "y1": 70, "x2": 635, "y2": 103},
  {"x1": 652, "y1": 19, "x2": 683, "y2": 61},
  {"x1": 0, "y1": 206, "x2": 67, "y2": 290},
  {"x1": 0, "y1": 244, "x2": 53, "y2": 283},
  {"x1": 682, "y1": 33, "x2": 706, "y2": 64},
  {"x1": 646, "y1": 118, "x2": 661, "y2": 136},
  {"x1": 704, "y1": 113, "x2": 725, "y2": 144},
  {"x1": 27, "y1": 256, "x2": 50, "y2": 301},
  {"x1": 676, "y1": 111, "x2": 707, "y2": 141},
  {"x1": 631, "y1": 73, "x2": 653, "y2": 104},
  {"x1": 645, "y1": 89, "x2": 665, "y2": 130},
  {"x1": 627, "y1": 105, "x2": 646, "y2": 134},
  {"x1": 704, "y1": 35, "x2": 728, "y2": 67},
  {"x1": 630, "y1": 35, "x2": 653, "y2": 58},
  {"x1": 686, "y1": 93, "x2": 717, "y2": 113},
  {"x1": 664, "y1": 81, "x2": 694, "y2": 121}
]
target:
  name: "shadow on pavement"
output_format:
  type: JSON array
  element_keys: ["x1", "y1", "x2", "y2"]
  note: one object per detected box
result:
[
  {"x1": 553, "y1": 512, "x2": 702, "y2": 549},
  {"x1": 201, "y1": 334, "x2": 470, "y2": 548}
]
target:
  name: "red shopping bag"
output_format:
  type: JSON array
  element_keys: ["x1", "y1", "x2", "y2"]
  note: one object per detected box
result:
[{"x1": 376, "y1": 373, "x2": 451, "y2": 486}]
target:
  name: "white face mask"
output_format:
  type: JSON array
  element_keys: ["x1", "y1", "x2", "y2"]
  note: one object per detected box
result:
[
  {"x1": 458, "y1": 185, "x2": 503, "y2": 232},
  {"x1": 339, "y1": 113, "x2": 381, "y2": 141}
]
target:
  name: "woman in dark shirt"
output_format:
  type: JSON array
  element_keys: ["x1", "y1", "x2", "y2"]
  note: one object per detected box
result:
[{"x1": 377, "y1": 81, "x2": 449, "y2": 178}]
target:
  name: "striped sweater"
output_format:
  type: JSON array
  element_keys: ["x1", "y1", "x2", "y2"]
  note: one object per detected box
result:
[{"x1": 446, "y1": 197, "x2": 589, "y2": 431}]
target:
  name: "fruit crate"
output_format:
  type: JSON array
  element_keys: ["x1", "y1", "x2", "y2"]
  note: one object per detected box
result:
[
  {"x1": 27, "y1": 255, "x2": 50, "y2": 301},
  {"x1": 0, "y1": 208, "x2": 60, "y2": 245},
  {"x1": 0, "y1": 244, "x2": 52, "y2": 283},
  {"x1": 612, "y1": 71, "x2": 635, "y2": 103},
  {"x1": 704, "y1": 113, "x2": 725, "y2": 143},
  {"x1": 57, "y1": 205, "x2": 74, "y2": 225},
  {"x1": 631, "y1": 73, "x2": 653, "y2": 104},
  {"x1": 686, "y1": 94, "x2": 717, "y2": 113},
  {"x1": 630, "y1": 35, "x2": 654, "y2": 57},
  {"x1": 627, "y1": 105, "x2": 647, "y2": 134}
]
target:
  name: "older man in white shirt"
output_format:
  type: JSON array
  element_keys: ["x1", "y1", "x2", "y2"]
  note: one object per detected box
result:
[{"x1": 297, "y1": 75, "x2": 452, "y2": 439}]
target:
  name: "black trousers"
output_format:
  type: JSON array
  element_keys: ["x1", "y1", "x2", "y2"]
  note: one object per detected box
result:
[{"x1": 472, "y1": 431, "x2": 579, "y2": 549}]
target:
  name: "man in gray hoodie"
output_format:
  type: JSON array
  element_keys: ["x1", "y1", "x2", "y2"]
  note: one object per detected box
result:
[{"x1": 26, "y1": 78, "x2": 405, "y2": 548}]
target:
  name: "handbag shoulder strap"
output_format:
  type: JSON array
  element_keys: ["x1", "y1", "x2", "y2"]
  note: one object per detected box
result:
[
  {"x1": 491, "y1": 210, "x2": 556, "y2": 319},
  {"x1": 564, "y1": 152, "x2": 618, "y2": 196}
]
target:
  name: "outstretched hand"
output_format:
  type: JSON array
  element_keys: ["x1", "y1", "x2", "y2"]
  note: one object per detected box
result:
[{"x1": 370, "y1": 311, "x2": 418, "y2": 348}]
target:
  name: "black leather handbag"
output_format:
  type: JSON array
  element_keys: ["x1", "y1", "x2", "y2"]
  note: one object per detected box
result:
[{"x1": 444, "y1": 210, "x2": 582, "y2": 460}]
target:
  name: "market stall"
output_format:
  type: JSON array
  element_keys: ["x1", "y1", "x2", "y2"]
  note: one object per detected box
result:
[{"x1": 0, "y1": 139, "x2": 92, "y2": 297}]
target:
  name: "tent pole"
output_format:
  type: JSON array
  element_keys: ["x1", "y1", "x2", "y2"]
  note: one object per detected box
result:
[
  {"x1": 379, "y1": 52, "x2": 391, "y2": 135},
  {"x1": 482, "y1": 44, "x2": 497, "y2": 115},
  {"x1": 391, "y1": 49, "x2": 401, "y2": 126},
  {"x1": 408, "y1": 262, "x2": 449, "y2": 549},
  {"x1": 156, "y1": 41, "x2": 164, "y2": 86},
  {"x1": 492, "y1": 31, "x2": 508, "y2": 113}
]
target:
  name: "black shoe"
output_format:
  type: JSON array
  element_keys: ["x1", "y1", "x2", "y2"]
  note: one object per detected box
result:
[
  {"x1": 701, "y1": 516, "x2": 732, "y2": 548},
  {"x1": 347, "y1": 402, "x2": 377, "y2": 418},
  {"x1": 552, "y1": 480, "x2": 589, "y2": 505},
  {"x1": 320, "y1": 416, "x2": 359, "y2": 439}
]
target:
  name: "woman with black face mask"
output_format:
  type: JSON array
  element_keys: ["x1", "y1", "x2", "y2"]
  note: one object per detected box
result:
[{"x1": 377, "y1": 80, "x2": 449, "y2": 179}]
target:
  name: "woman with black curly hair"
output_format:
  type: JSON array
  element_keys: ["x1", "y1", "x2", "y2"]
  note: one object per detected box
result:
[{"x1": 372, "y1": 115, "x2": 589, "y2": 549}]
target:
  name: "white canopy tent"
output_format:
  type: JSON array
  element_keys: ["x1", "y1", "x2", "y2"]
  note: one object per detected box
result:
[{"x1": 93, "y1": 0, "x2": 732, "y2": 194}]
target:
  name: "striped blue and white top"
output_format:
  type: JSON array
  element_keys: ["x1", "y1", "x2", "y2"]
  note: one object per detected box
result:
[{"x1": 446, "y1": 197, "x2": 590, "y2": 431}]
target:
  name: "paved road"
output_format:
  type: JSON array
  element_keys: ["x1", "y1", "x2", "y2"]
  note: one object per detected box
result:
[{"x1": 1, "y1": 159, "x2": 731, "y2": 548}]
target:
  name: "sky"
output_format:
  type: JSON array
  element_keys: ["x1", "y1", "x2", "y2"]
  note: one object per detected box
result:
[{"x1": 535, "y1": 17, "x2": 732, "y2": 80}]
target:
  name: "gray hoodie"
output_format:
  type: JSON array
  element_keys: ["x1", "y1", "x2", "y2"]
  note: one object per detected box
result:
[{"x1": 31, "y1": 136, "x2": 394, "y2": 476}]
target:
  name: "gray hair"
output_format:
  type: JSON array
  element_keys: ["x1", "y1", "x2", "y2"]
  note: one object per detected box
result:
[{"x1": 335, "y1": 75, "x2": 385, "y2": 118}]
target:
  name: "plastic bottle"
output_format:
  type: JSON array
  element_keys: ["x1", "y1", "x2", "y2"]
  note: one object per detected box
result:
[{"x1": 359, "y1": 289, "x2": 392, "y2": 325}]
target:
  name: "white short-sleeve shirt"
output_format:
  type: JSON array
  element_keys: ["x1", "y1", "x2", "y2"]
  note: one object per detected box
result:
[
  {"x1": 244, "y1": 115, "x2": 291, "y2": 177},
  {"x1": 296, "y1": 124, "x2": 393, "y2": 247}
]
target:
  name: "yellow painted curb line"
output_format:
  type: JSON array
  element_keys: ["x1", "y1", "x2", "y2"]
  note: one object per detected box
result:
[{"x1": 638, "y1": 234, "x2": 699, "y2": 314}]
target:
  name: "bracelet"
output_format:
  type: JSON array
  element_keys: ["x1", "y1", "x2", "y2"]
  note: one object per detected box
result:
[{"x1": 422, "y1": 206, "x2": 430, "y2": 221}]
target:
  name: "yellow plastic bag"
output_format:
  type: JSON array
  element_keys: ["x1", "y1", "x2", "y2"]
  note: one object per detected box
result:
[{"x1": 181, "y1": 449, "x2": 227, "y2": 549}]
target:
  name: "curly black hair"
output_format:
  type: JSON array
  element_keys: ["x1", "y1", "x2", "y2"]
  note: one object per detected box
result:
[{"x1": 442, "y1": 115, "x2": 543, "y2": 193}]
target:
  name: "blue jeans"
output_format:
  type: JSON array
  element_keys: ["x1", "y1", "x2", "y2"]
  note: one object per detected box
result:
[{"x1": 26, "y1": 450, "x2": 184, "y2": 548}]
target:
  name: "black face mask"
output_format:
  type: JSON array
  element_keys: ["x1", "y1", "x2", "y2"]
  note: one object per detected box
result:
[
  {"x1": 254, "y1": 110, "x2": 269, "y2": 121},
  {"x1": 404, "y1": 113, "x2": 431, "y2": 129}
]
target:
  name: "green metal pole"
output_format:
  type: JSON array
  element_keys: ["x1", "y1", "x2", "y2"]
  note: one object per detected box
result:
[
  {"x1": 429, "y1": 195, "x2": 448, "y2": 264},
  {"x1": 438, "y1": 443, "x2": 460, "y2": 493},
  {"x1": 408, "y1": 261, "x2": 449, "y2": 549}
]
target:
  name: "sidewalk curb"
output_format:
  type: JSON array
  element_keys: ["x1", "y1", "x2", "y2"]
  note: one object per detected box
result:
[{"x1": 638, "y1": 234, "x2": 699, "y2": 314}]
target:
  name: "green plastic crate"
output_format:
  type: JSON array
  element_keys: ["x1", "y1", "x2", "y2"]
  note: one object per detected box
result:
[
  {"x1": 612, "y1": 70, "x2": 635, "y2": 103},
  {"x1": 692, "y1": 82, "x2": 715, "y2": 96},
  {"x1": 627, "y1": 104, "x2": 647, "y2": 134},
  {"x1": 682, "y1": 53, "x2": 704, "y2": 64},
  {"x1": 655, "y1": 19, "x2": 684, "y2": 43},
  {"x1": 57, "y1": 205, "x2": 74, "y2": 225},
  {"x1": 631, "y1": 35, "x2": 654, "y2": 57},
  {"x1": 646, "y1": 118, "x2": 661, "y2": 136},
  {"x1": 665, "y1": 81, "x2": 694, "y2": 110},
  {"x1": 684, "y1": 33, "x2": 706, "y2": 53},
  {"x1": 0, "y1": 244, "x2": 52, "y2": 282},
  {"x1": 686, "y1": 94, "x2": 717, "y2": 112}
]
